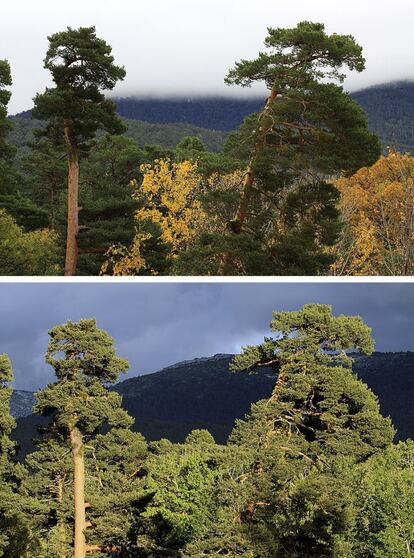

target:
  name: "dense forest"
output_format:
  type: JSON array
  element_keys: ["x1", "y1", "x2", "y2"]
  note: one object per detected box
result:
[
  {"x1": 1, "y1": 305, "x2": 414, "y2": 557},
  {"x1": 1, "y1": 22, "x2": 413, "y2": 276}
]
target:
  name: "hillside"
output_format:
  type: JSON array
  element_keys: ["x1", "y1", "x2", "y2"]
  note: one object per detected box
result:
[
  {"x1": 9, "y1": 82, "x2": 414, "y2": 154},
  {"x1": 353, "y1": 81, "x2": 414, "y2": 153},
  {"x1": 113, "y1": 96, "x2": 263, "y2": 131},
  {"x1": 7, "y1": 115, "x2": 227, "y2": 153},
  {"x1": 11, "y1": 351, "x2": 414, "y2": 458},
  {"x1": 113, "y1": 83, "x2": 414, "y2": 153}
]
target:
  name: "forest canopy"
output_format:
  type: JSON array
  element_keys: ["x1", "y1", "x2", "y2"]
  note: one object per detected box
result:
[
  {"x1": 0, "y1": 23, "x2": 411, "y2": 276},
  {"x1": 1, "y1": 305, "x2": 413, "y2": 557}
]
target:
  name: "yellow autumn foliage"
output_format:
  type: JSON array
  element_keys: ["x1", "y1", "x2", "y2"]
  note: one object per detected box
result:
[
  {"x1": 100, "y1": 233, "x2": 152, "y2": 276},
  {"x1": 332, "y1": 152, "x2": 414, "y2": 275},
  {"x1": 136, "y1": 159, "x2": 207, "y2": 256},
  {"x1": 101, "y1": 159, "x2": 207, "y2": 275}
]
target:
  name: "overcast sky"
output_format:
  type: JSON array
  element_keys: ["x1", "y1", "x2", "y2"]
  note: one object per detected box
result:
[
  {"x1": 1, "y1": 281, "x2": 413, "y2": 391},
  {"x1": 2, "y1": 0, "x2": 414, "y2": 114}
]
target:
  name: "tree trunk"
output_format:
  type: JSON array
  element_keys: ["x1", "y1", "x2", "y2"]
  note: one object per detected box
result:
[
  {"x1": 70, "y1": 426, "x2": 86, "y2": 558},
  {"x1": 218, "y1": 88, "x2": 278, "y2": 275},
  {"x1": 229, "y1": 88, "x2": 278, "y2": 235},
  {"x1": 64, "y1": 123, "x2": 79, "y2": 276}
]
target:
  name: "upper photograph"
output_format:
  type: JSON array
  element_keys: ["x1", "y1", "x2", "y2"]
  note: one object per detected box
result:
[{"x1": 1, "y1": 0, "x2": 413, "y2": 276}]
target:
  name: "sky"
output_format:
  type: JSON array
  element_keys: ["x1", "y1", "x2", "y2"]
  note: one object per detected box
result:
[
  {"x1": 2, "y1": 0, "x2": 414, "y2": 114},
  {"x1": 1, "y1": 281, "x2": 414, "y2": 391}
]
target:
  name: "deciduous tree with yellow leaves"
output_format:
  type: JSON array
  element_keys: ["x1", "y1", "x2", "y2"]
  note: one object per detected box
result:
[
  {"x1": 136, "y1": 159, "x2": 206, "y2": 255},
  {"x1": 102, "y1": 159, "x2": 207, "y2": 275},
  {"x1": 332, "y1": 151, "x2": 414, "y2": 276}
]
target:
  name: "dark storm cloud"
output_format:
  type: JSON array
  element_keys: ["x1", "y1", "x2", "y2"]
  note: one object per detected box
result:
[
  {"x1": 0, "y1": 282, "x2": 414, "y2": 391},
  {"x1": 3, "y1": 0, "x2": 414, "y2": 114}
]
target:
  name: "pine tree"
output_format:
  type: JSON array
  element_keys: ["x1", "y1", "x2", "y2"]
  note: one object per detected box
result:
[
  {"x1": 85, "y1": 428, "x2": 148, "y2": 553},
  {"x1": 0, "y1": 355, "x2": 37, "y2": 557},
  {"x1": 0, "y1": 60, "x2": 25, "y2": 226},
  {"x1": 213, "y1": 21, "x2": 381, "y2": 274},
  {"x1": 0, "y1": 60, "x2": 13, "y2": 165},
  {"x1": 25, "y1": 433, "x2": 73, "y2": 558},
  {"x1": 77, "y1": 135, "x2": 143, "y2": 274},
  {"x1": 197, "y1": 304, "x2": 396, "y2": 557},
  {"x1": 34, "y1": 319, "x2": 132, "y2": 557},
  {"x1": 33, "y1": 27, "x2": 126, "y2": 275}
]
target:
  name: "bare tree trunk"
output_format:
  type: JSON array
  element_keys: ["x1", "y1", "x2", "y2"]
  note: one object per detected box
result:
[
  {"x1": 64, "y1": 123, "x2": 79, "y2": 276},
  {"x1": 70, "y1": 426, "x2": 86, "y2": 558}
]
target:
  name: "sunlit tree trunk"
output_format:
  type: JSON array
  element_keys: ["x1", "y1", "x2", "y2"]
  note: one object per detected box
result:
[
  {"x1": 70, "y1": 426, "x2": 86, "y2": 558},
  {"x1": 64, "y1": 121, "x2": 79, "y2": 276},
  {"x1": 230, "y1": 88, "x2": 278, "y2": 234},
  {"x1": 218, "y1": 89, "x2": 278, "y2": 274}
]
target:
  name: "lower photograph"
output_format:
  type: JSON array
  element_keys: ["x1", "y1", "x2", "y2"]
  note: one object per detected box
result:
[{"x1": 1, "y1": 281, "x2": 413, "y2": 557}]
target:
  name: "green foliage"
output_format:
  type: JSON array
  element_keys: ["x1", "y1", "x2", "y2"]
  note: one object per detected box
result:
[
  {"x1": 214, "y1": 304, "x2": 396, "y2": 557},
  {"x1": 0, "y1": 208, "x2": 60, "y2": 275},
  {"x1": 76, "y1": 135, "x2": 143, "y2": 274},
  {"x1": 8, "y1": 116, "x2": 228, "y2": 154},
  {"x1": 33, "y1": 26, "x2": 126, "y2": 147},
  {"x1": 0, "y1": 355, "x2": 38, "y2": 557},
  {"x1": 225, "y1": 21, "x2": 365, "y2": 88},
  {"x1": 0, "y1": 59, "x2": 13, "y2": 160},
  {"x1": 84, "y1": 428, "x2": 149, "y2": 552},
  {"x1": 351, "y1": 441, "x2": 414, "y2": 557},
  {"x1": 8, "y1": 309, "x2": 414, "y2": 556},
  {"x1": 35, "y1": 319, "x2": 131, "y2": 434},
  {"x1": 132, "y1": 431, "x2": 222, "y2": 555},
  {"x1": 19, "y1": 139, "x2": 67, "y2": 229}
]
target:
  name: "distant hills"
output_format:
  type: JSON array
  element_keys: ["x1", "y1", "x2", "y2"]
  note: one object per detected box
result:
[
  {"x1": 8, "y1": 115, "x2": 227, "y2": 153},
  {"x1": 113, "y1": 97, "x2": 263, "y2": 131},
  {"x1": 353, "y1": 81, "x2": 414, "y2": 153},
  {"x1": 9, "y1": 81, "x2": 414, "y2": 153},
  {"x1": 11, "y1": 351, "x2": 414, "y2": 458}
]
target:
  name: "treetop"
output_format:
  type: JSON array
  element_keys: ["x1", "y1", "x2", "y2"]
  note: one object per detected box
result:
[
  {"x1": 225, "y1": 21, "x2": 365, "y2": 89},
  {"x1": 44, "y1": 26, "x2": 126, "y2": 90},
  {"x1": 45, "y1": 318, "x2": 130, "y2": 383},
  {"x1": 231, "y1": 304, "x2": 374, "y2": 372}
]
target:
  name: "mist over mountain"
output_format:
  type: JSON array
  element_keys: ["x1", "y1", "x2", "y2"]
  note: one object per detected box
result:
[
  {"x1": 113, "y1": 97, "x2": 264, "y2": 131},
  {"x1": 11, "y1": 350, "x2": 414, "y2": 458},
  {"x1": 10, "y1": 81, "x2": 414, "y2": 154}
]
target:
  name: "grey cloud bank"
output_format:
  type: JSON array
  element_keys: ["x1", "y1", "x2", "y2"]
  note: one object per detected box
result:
[
  {"x1": 3, "y1": 0, "x2": 414, "y2": 114},
  {"x1": 0, "y1": 282, "x2": 413, "y2": 391}
]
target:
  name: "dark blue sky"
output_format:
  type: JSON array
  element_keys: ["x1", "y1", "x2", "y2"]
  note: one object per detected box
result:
[{"x1": 1, "y1": 282, "x2": 413, "y2": 390}]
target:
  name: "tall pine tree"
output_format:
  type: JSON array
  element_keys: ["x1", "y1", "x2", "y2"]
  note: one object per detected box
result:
[
  {"x1": 193, "y1": 304, "x2": 395, "y2": 556},
  {"x1": 34, "y1": 319, "x2": 132, "y2": 557},
  {"x1": 214, "y1": 22, "x2": 381, "y2": 274},
  {"x1": 33, "y1": 27, "x2": 126, "y2": 275},
  {"x1": 0, "y1": 355, "x2": 37, "y2": 557}
]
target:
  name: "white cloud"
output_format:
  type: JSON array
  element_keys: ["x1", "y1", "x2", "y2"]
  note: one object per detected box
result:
[{"x1": 2, "y1": 0, "x2": 413, "y2": 113}]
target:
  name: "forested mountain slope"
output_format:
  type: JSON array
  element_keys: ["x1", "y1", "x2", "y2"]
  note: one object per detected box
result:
[
  {"x1": 10, "y1": 81, "x2": 414, "y2": 154},
  {"x1": 113, "y1": 96, "x2": 264, "y2": 131},
  {"x1": 353, "y1": 81, "x2": 414, "y2": 153},
  {"x1": 8, "y1": 115, "x2": 227, "y2": 152},
  {"x1": 11, "y1": 351, "x2": 414, "y2": 457},
  {"x1": 112, "y1": 82, "x2": 414, "y2": 152}
]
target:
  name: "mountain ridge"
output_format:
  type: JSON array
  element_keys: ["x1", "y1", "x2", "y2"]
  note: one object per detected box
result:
[
  {"x1": 11, "y1": 350, "x2": 414, "y2": 458},
  {"x1": 9, "y1": 81, "x2": 414, "y2": 153}
]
